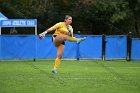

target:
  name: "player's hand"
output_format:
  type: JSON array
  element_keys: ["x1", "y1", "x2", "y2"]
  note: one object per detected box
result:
[{"x1": 38, "y1": 32, "x2": 46, "y2": 39}]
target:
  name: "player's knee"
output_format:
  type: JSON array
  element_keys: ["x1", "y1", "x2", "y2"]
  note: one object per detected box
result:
[
  {"x1": 57, "y1": 56, "x2": 62, "y2": 59},
  {"x1": 54, "y1": 43, "x2": 60, "y2": 47}
]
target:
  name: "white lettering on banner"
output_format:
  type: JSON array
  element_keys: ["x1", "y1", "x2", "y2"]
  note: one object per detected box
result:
[
  {"x1": 0, "y1": 17, "x2": 7, "y2": 20},
  {"x1": 27, "y1": 20, "x2": 35, "y2": 26},
  {"x1": 0, "y1": 19, "x2": 36, "y2": 27},
  {"x1": 12, "y1": 20, "x2": 26, "y2": 26},
  {"x1": 2, "y1": 20, "x2": 11, "y2": 26}
]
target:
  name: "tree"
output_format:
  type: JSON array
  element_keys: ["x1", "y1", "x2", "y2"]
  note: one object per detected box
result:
[
  {"x1": 0, "y1": 0, "x2": 139, "y2": 36},
  {"x1": 128, "y1": 0, "x2": 140, "y2": 37},
  {"x1": 72, "y1": 0, "x2": 133, "y2": 35}
]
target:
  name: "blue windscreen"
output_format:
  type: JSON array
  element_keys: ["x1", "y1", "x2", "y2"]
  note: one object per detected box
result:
[
  {"x1": 36, "y1": 36, "x2": 56, "y2": 58},
  {"x1": 0, "y1": 35, "x2": 139, "y2": 60},
  {"x1": 105, "y1": 36, "x2": 127, "y2": 59},
  {"x1": 0, "y1": 36, "x2": 35, "y2": 59},
  {"x1": 79, "y1": 35, "x2": 102, "y2": 59},
  {"x1": 131, "y1": 38, "x2": 140, "y2": 61}
]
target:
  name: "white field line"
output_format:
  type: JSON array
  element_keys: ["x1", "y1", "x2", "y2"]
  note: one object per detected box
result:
[{"x1": 60, "y1": 77, "x2": 122, "y2": 80}]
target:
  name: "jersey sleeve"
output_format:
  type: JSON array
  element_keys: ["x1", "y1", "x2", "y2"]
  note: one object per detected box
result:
[{"x1": 48, "y1": 22, "x2": 61, "y2": 31}]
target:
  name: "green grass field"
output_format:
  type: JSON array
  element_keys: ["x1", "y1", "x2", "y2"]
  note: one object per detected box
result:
[{"x1": 0, "y1": 60, "x2": 140, "y2": 93}]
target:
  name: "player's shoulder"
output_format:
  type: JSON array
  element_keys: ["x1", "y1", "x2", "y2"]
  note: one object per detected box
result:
[
  {"x1": 54, "y1": 22, "x2": 64, "y2": 26},
  {"x1": 57, "y1": 22, "x2": 64, "y2": 25},
  {"x1": 53, "y1": 22, "x2": 62, "y2": 24}
]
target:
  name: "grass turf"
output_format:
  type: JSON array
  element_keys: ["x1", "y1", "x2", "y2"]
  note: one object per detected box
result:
[{"x1": 0, "y1": 60, "x2": 140, "y2": 93}]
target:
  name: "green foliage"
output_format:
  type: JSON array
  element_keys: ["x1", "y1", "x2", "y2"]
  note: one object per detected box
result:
[
  {"x1": 1, "y1": 0, "x2": 47, "y2": 18},
  {"x1": 0, "y1": 0, "x2": 140, "y2": 36},
  {"x1": 88, "y1": 0, "x2": 132, "y2": 23}
]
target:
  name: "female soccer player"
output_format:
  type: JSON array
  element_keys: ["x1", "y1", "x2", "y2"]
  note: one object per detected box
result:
[{"x1": 39, "y1": 15, "x2": 86, "y2": 74}]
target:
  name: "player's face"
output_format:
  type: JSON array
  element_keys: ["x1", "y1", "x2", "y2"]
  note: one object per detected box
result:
[{"x1": 65, "y1": 17, "x2": 72, "y2": 25}]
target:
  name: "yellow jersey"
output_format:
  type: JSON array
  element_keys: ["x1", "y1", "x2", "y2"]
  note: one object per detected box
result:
[{"x1": 48, "y1": 22, "x2": 73, "y2": 37}]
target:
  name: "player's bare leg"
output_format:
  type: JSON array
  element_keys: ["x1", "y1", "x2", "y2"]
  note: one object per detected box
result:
[{"x1": 52, "y1": 35, "x2": 86, "y2": 74}]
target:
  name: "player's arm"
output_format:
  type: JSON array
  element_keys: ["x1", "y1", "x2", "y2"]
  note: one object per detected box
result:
[{"x1": 39, "y1": 23, "x2": 61, "y2": 39}]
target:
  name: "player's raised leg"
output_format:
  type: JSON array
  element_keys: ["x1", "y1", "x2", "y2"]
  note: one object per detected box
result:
[{"x1": 57, "y1": 34, "x2": 86, "y2": 44}]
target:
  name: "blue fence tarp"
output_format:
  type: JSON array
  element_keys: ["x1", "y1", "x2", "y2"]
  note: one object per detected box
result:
[
  {"x1": 63, "y1": 41, "x2": 77, "y2": 58},
  {"x1": 0, "y1": 35, "x2": 140, "y2": 61},
  {"x1": 0, "y1": 36, "x2": 35, "y2": 59},
  {"x1": 36, "y1": 36, "x2": 56, "y2": 58},
  {"x1": 131, "y1": 38, "x2": 140, "y2": 61},
  {"x1": 105, "y1": 36, "x2": 127, "y2": 59},
  {"x1": 0, "y1": 35, "x2": 103, "y2": 59},
  {"x1": 79, "y1": 35, "x2": 102, "y2": 59}
]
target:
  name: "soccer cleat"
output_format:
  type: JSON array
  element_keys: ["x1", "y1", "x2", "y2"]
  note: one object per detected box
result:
[
  {"x1": 77, "y1": 37, "x2": 86, "y2": 44},
  {"x1": 52, "y1": 69, "x2": 57, "y2": 74}
]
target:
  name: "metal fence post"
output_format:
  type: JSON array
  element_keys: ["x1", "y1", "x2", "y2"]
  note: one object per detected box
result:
[
  {"x1": 127, "y1": 32, "x2": 132, "y2": 61},
  {"x1": 102, "y1": 34, "x2": 106, "y2": 61},
  {"x1": 76, "y1": 31, "x2": 81, "y2": 61}
]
